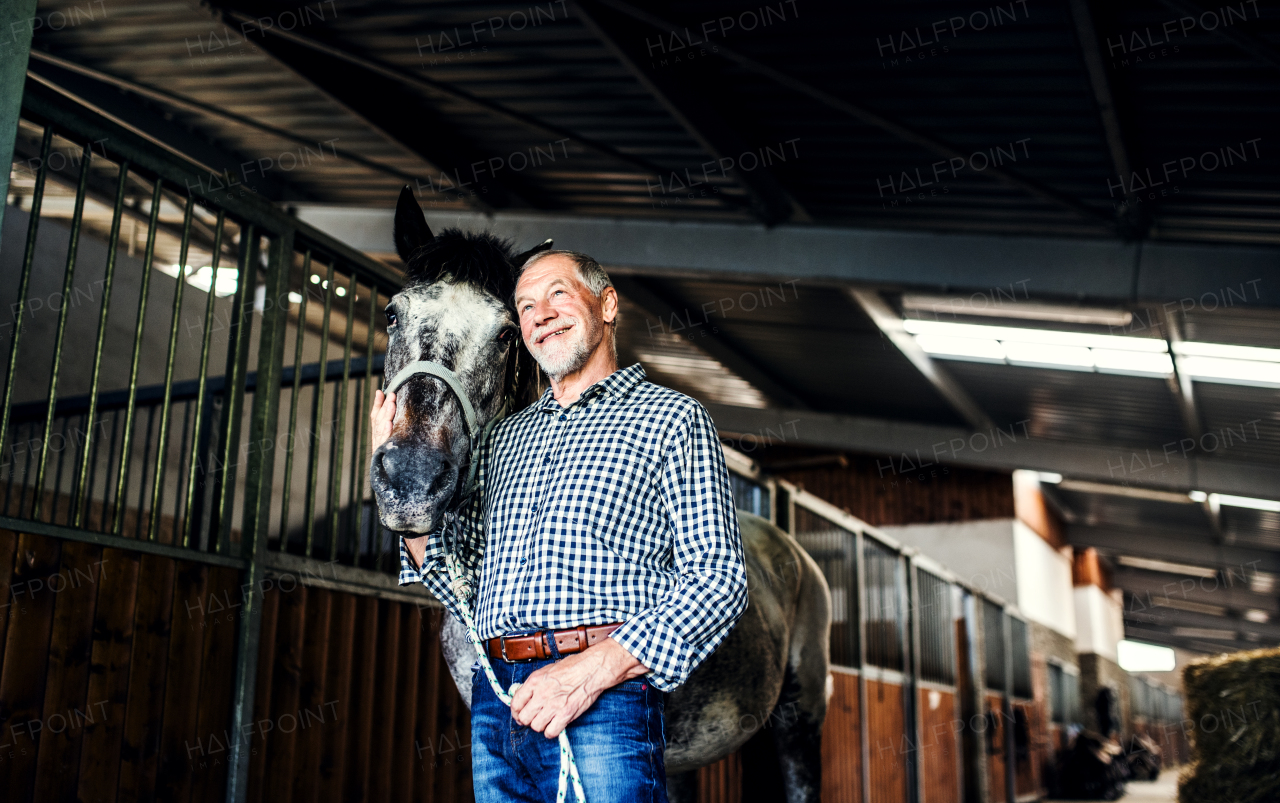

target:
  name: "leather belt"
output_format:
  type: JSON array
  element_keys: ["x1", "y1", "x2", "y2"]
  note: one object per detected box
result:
[{"x1": 486, "y1": 623, "x2": 621, "y2": 663}]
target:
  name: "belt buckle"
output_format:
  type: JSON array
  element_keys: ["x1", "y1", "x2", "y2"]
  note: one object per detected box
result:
[{"x1": 500, "y1": 635, "x2": 535, "y2": 663}]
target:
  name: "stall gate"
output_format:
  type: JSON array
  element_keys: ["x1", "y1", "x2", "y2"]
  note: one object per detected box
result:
[{"x1": 0, "y1": 83, "x2": 474, "y2": 802}]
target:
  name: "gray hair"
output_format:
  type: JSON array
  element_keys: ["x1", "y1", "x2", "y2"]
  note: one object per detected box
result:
[
  {"x1": 521, "y1": 249, "x2": 613, "y2": 297},
  {"x1": 520, "y1": 249, "x2": 618, "y2": 354}
]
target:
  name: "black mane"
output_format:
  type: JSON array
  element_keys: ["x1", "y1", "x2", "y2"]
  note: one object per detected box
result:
[{"x1": 402, "y1": 227, "x2": 518, "y2": 309}]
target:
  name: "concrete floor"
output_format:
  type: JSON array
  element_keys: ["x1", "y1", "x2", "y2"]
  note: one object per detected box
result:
[{"x1": 1048, "y1": 770, "x2": 1179, "y2": 803}]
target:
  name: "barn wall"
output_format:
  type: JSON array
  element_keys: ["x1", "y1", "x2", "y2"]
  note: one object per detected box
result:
[
  {"x1": 767, "y1": 450, "x2": 1014, "y2": 528},
  {"x1": 865, "y1": 678, "x2": 907, "y2": 803},
  {"x1": 918, "y1": 687, "x2": 960, "y2": 803},
  {"x1": 821, "y1": 670, "x2": 863, "y2": 803},
  {"x1": 0, "y1": 528, "x2": 472, "y2": 803}
]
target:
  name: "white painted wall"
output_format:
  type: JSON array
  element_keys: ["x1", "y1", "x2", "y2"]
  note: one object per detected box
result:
[
  {"x1": 880, "y1": 519, "x2": 1019, "y2": 604},
  {"x1": 1013, "y1": 520, "x2": 1077, "y2": 639},
  {"x1": 1074, "y1": 585, "x2": 1124, "y2": 661}
]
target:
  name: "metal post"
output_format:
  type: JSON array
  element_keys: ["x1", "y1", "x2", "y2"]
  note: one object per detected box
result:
[
  {"x1": 225, "y1": 230, "x2": 293, "y2": 803},
  {"x1": 905, "y1": 558, "x2": 922, "y2": 803},
  {"x1": 0, "y1": 0, "x2": 40, "y2": 246},
  {"x1": 856, "y1": 531, "x2": 871, "y2": 803}
]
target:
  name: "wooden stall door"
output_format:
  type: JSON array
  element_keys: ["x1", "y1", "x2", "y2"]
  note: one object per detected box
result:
[
  {"x1": 985, "y1": 695, "x2": 1007, "y2": 803},
  {"x1": 822, "y1": 670, "x2": 863, "y2": 803},
  {"x1": 0, "y1": 530, "x2": 239, "y2": 803},
  {"x1": 1012, "y1": 701, "x2": 1038, "y2": 800},
  {"x1": 918, "y1": 687, "x2": 960, "y2": 803},
  {"x1": 866, "y1": 678, "x2": 907, "y2": 803}
]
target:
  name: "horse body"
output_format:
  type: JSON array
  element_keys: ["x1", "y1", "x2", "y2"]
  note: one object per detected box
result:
[{"x1": 371, "y1": 188, "x2": 831, "y2": 802}]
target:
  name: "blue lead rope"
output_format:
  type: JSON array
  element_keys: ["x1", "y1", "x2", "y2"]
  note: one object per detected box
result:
[{"x1": 441, "y1": 514, "x2": 587, "y2": 803}]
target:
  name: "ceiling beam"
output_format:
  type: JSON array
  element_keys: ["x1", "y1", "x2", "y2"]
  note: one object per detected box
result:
[
  {"x1": 1156, "y1": 0, "x2": 1280, "y2": 70},
  {"x1": 1067, "y1": 524, "x2": 1280, "y2": 573},
  {"x1": 27, "y1": 51, "x2": 467, "y2": 206},
  {"x1": 1153, "y1": 306, "x2": 1204, "y2": 442},
  {"x1": 288, "y1": 205, "x2": 1280, "y2": 308},
  {"x1": 26, "y1": 64, "x2": 302, "y2": 202},
  {"x1": 611, "y1": 275, "x2": 808, "y2": 409},
  {"x1": 700, "y1": 404, "x2": 1280, "y2": 501},
  {"x1": 1125, "y1": 623, "x2": 1262, "y2": 655},
  {"x1": 571, "y1": 0, "x2": 808, "y2": 226},
  {"x1": 1066, "y1": 0, "x2": 1146, "y2": 236},
  {"x1": 847, "y1": 288, "x2": 993, "y2": 431},
  {"x1": 591, "y1": 0, "x2": 1118, "y2": 233},
  {"x1": 203, "y1": 3, "x2": 750, "y2": 215},
  {"x1": 1124, "y1": 598, "x2": 1280, "y2": 642}
]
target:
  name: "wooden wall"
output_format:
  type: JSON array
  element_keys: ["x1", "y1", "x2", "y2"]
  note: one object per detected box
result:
[
  {"x1": 1011, "y1": 701, "x2": 1038, "y2": 800},
  {"x1": 0, "y1": 528, "x2": 473, "y2": 803},
  {"x1": 765, "y1": 449, "x2": 1014, "y2": 528},
  {"x1": 865, "y1": 678, "x2": 907, "y2": 803},
  {"x1": 246, "y1": 588, "x2": 472, "y2": 803},
  {"x1": 984, "y1": 695, "x2": 1006, "y2": 803},
  {"x1": 918, "y1": 688, "x2": 959, "y2": 803},
  {"x1": 0, "y1": 529, "x2": 238, "y2": 802},
  {"x1": 821, "y1": 670, "x2": 862, "y2": 803}
]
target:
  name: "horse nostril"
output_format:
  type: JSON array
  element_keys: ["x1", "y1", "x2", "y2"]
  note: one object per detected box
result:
[{"x1": 429, "y1": 464, "x2": 457, "y2": 497}]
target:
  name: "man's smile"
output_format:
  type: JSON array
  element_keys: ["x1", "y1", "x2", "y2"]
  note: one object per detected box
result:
[{"x1": 536, "y1": 323, "x2": 574, "y2": 345}]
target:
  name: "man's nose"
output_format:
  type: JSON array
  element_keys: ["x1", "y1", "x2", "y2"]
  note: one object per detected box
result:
[{"x1": 532, "y1": 298, "x2": 556, "y2": 327}]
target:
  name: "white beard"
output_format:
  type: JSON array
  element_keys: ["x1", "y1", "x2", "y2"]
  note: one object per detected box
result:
[{"x1": 529, "y1": 314, "x2": 600, "y2": 381}]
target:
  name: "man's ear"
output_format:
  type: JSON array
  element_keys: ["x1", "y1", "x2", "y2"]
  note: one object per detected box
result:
[
  {"x1": 601, "y1": 285, "x2": 619, "y2": 325},
  {"x1": 393, "y1": 185, "x2": 434, "y2": 264}
]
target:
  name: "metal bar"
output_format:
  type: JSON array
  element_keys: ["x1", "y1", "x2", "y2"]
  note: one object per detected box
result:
[
  {"x1": 225, "y1": 230, "x2": 294, "y2": 803},
  {"x1": 32, "y1": 140, "x2": 93, "y2": 521},
  {"x1": 1, "y1": 126, "x2": 51, "y2": 500},
  {"x1": 133, "y1": 405, "x2": 156, "y2": 539},
  {"x1": 354, "y1": 285, "x2": 378, "y2": 567},
  {"x1": 182, "y1": 211, "x2": 226, "y2": 547},
  {"x1": 215, "y1": 225, "x2": 258, "y2": 555},
  {"x1": 0, "y1": 514, "x2": 245, "y2": 569},
  {"x1": 72, "y1": 158, "x2": 129, "y2": 527},
  {"x1": 17, "y1": 422, "x2": 34, "y2": 517},
  {"x1": 100, "y1": 410, "x2": 119, "y2": 530},
  {"x1": 51, "y1": 416, "x2": 71, "y2": 524},
  {"x1": 278, "y1": 250, "x2": 311, "y2": 553},
  {"x1": 855, "y1": 530, "x2": 872, "y2": 803},
  {"x1": 348, "y1": 376, "x2": 365, "y2": 568},
  {"x1": 328, "y1": 273, "x2": 357, "y2": 562},
  {"x1": 147, "y1": 194, "x2": 196, "y2": 542},
  {"x1": 111, "y1": 179, "x2": 163, "y2": 535},
  {"x1": 174, "y1": 398, "x2": 192, "y2": 527},
  {"x1": 23, "y1": 84, "x2": 404, "y2": 292},
  {"x1": 847, "y1": 288, "x2": 994, "y2": 431},
  {"x1": 303, "y1": 259, "x2": 335, "y2": 558}
]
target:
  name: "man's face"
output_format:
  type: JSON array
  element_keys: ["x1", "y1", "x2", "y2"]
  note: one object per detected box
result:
[{"x1": 514, "y1": 255, "x2": 614, "y2": 381}]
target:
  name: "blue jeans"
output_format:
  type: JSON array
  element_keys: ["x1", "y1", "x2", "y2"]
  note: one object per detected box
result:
[{"x1": 471, "y1": 656, "x2": 668, "y2": 803}]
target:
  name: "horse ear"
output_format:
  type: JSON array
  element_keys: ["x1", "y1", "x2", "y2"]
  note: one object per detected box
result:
[
  {"x1": 511, "y1": 238, "x2": 553, "y2": 269},
  {"x1": 393, "y1": 185, "x2": 434, "y2": 263}
]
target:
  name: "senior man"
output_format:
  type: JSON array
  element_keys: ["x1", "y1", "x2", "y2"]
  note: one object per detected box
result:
[{"x1": 369, "y1": 250, "x2": 747, "y2": 802}]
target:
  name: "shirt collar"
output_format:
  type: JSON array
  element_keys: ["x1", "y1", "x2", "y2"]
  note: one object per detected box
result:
[{"x1": 535, "y1": 363, "x2": 647, "y2": 412}]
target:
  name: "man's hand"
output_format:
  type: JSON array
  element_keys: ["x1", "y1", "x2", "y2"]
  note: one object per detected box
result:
[
  {"x1": 370, "y1": 389, "x2": 396, "y2": 457},
  {"x1": 510, "y1": 638, "x2": 649, "y2": 739}
]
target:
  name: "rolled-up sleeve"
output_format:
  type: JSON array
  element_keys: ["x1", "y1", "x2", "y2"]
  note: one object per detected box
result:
[{"x1": 609, "y1": 404, "x2": 747, "y2": 691}]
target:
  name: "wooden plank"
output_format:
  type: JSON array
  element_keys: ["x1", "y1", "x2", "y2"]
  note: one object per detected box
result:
[
  {"x1": 34, "y1": 540, "x2": 104, "y2": 800},
  {"x1": 191, "y1": 565, "x2": 245, "y2": 803},
  {"x1": 413, "y1": 607, "x2": 443, "y2": 798},
  {"x1": 318, "y1": 591, "x2": 356, "y2": 803},
  {"x1": 155, "y1": 560, "x2": 210, "y2": 803},
  {"x1": 292, "y1": 587, "x2": 332, "y2": 801},
  {"x1": 822, "y1": 671, "x2": 863, "y2": 803},
  {"x1": 985, "y1": 694, "x2": 1006, "y2": 803},
  {"x1": 0, "y1": 528, "x2": 20, "y2": 670},
  {"x1": 918, "y1": 688, "x2": 960, "y2": 803},
  {"x1": 245, "y1": 586, "x2": 281, "y2": 803},
  {"x1": 77, "y1": 547, "x2": 140, "y2": 803},
  {"x1": 368, "y1": 600, "x2": 402, "y2": 802},
  {"x1": 440, "y1": 662, "x2": 472, "y2": 803},
  {"x1": 343, "y1": 595, "x2": 379, "y2": 802},
  {"x1": 391, "y1": 601, "x2": 422, "y2": 803},
  {"x1": 116, "y1": 553, "x2": 176, "y2": 801},
  {"x1": 866, "y1": 678, "x2": 907, "y2": 803},
  {"x1": 0, "y1": 532, "x2": 64, "y2": 800},
  {"x1": 263, "y1": 584, "x2": 308, "y2": 803}
]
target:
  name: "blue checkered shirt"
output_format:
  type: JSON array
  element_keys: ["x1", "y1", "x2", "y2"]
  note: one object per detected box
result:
[{"x1": 398, "y1": 364, "x2": 747, "y2": 691}]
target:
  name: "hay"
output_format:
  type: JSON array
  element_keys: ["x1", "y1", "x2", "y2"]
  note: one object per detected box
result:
[{"x1": 1177, "y1": 646, "x2": 1280, "y2": 803}]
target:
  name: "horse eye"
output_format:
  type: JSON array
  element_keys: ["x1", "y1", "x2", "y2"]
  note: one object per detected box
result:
[
  {"x1": 386, "y1": 311, "x2": 397, "y2": 328},
  {"x1": 497, "y1": 328, "x2": 515, "y2": 344}
]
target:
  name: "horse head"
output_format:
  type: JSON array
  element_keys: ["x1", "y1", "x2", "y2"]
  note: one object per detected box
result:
[{"x1": 369, "y1": 186, "x2": 550, "y2": 533}]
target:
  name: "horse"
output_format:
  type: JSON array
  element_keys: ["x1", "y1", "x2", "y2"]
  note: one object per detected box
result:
[{"x1": 369, "y1": 187, "x2": 832, "y2": 802}]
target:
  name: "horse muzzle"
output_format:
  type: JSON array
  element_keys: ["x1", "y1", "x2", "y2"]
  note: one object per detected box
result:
[{"x1": 369, "y1": 438, "x2": 461, "y2": 533}]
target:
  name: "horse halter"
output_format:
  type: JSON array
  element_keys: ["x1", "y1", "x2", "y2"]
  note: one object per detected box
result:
[{"x1": 382, "y1": 353, "x2": 517, "y2": 503}]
